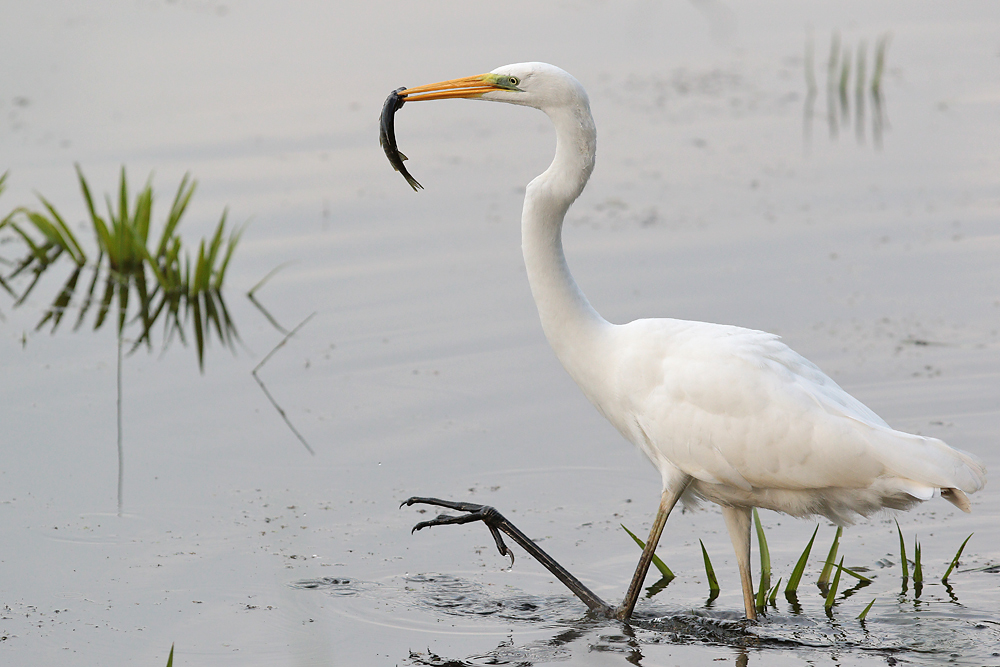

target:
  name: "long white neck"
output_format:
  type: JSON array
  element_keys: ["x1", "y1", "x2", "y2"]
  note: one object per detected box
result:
[{"x1": 521, "y1": 102, "x2": 610, "y2": 377}]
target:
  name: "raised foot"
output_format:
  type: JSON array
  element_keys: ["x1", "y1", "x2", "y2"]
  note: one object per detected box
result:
[
  {"x1": 401, "y1": 495, "x2": 613, "y2": 615},
  {"x1": 400, "y1": 496, "x2": 515, "y2": 565}
]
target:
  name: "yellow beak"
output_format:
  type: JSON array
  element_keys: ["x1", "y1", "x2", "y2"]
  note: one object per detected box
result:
[{"x1": 400, "y1": 74, "x2": 503, "y2": 102}]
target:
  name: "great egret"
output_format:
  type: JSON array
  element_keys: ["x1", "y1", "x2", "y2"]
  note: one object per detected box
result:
[{"x1": 391, "y1": 63, "x2": 986, "y2": 621}]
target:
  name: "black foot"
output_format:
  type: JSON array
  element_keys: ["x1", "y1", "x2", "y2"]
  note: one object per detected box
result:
[
  {"x1": 400, "y1": 496, "x2": 514, "y2": 566},
  {"x1": 401, "y1": 495, "x2": 613, "y2": 615}
]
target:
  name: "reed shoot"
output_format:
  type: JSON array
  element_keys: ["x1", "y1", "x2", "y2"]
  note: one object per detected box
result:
[
  {"x1": 942, "y1": 534, "x2": 973, "y2": 582},
  {"x1": 699, "y1": 540, "x2": 720, "y2": 593},
  {"x1": 622, "y1": 524, "x2": 674, "y2": 580},
  {"x1": 786, "y1": 525, "x2": 818, "y2": 594}
]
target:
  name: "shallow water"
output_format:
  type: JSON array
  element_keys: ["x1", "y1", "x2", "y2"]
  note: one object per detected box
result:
[{"x1": 1, "y1": 1, "x2": 999, "y2": 665}]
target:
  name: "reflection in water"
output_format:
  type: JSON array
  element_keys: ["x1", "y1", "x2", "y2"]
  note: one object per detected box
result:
[{"x1": 804, "y1": 31, "x2": 891, "y2": 150}]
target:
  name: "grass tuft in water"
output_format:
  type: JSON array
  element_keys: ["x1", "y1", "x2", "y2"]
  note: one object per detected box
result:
[
  {"x1": 621, "y1": 524, "x2": 674, "y2": 581},
  {"x1": 913, "y1": 538, "x2": 923, "y2": 585},
  {"x1": 699, "y1": 540, "x2": 720, "y2": 593},
  {"x1": 0, "y1": 165, "x2": 243, "y2": 370},
  {"x1": 942, "y1": 533, "x2": 973, "y2": 582},
  {"x1": 786, "y1": 525, "x2": 818, "y2": 594}
]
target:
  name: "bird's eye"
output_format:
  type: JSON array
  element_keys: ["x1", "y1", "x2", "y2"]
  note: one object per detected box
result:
[{"x1": 508, "y1": 76, "x2": 520, "y2": 86}]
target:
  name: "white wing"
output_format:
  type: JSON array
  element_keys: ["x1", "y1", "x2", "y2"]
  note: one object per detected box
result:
[{"x1": 592, "y1": 319, "x2": 984, "y2": 497}]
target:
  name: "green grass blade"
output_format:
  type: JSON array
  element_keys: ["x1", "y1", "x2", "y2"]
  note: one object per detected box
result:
[
  {"x1": 895, "y1": 519, "x2": 908, "y2": 580},
  {"x1": 699, "y1": 540, "x2": 720, "y2": 593},
  {"x1": 134, "y1": 180, "x2": 153, "y2": 245},
  {"x1": 75, "y1": 164, "x2": 103, "y2": 230},
  {"x1": 74, "y1": 259, "x2": 103, "y2": 330},
  {"x1": 213, "y1": 216, "x2": 244, "y2": 290},
  {"x1": 116, "y1": 272, "x2": 130, "y2": 335},
  {"x1": 37, "y1": 266, "x2": 82, "y2": 332},
  {"x1": 786, "y1": 525, "x2": 818, "y2": 593},
  {"x1": 824, "y1": 556, "x2": 844, "y2": 610},
  {"x1": 818, "y1": 526, "x2": 842, "y2": 586},
  {"x1": 191, "y1": 291, "x2": 205, "y2": 371},
  {"x1": 37, "y1": 194, "x2": 86, "y2": 265},
  {"x1": 94, "y1": 273, "x2": 115, "y2": 330},
  {"x1": 837, "y1": 563, "x2": 872, "y2": 583},
  {"x1": 621, "y1": 524, "x2": 674, "y2": 580},
  {"x1": 768, "y1": 577, "x2": 781, "y2": 605},
  {"x1": 117, "y1": 166, "x2": 129, "y2": 229},
  {"x1": 942, "y1": 533, "x2": 973, "y2": 582},
  {"x1": 166, "y1": 643, "x2": 174, "y2": 667},
  {"x1": 913, "y1": 540, "x2": 923, "y2": 585},
  {"x1": 157, "y1": 173, "x2": 195, "y2": 258},
  {"x1": 754, "y1": 508, "x2": 771, "y2": 610},
  {"x1": 857, "y1": 598, "x2": 876, "y2": 621}
]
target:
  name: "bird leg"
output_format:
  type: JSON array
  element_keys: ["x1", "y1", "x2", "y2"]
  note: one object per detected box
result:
[
  {"x1": 721, "y1": 505, "x2": 757, "y2": 621},
  {"x1": 401, "y1": 497, "x2": 613, "y2": 615},
  {"x1": 614, "y1": 484, "x2": 686, "y2": 620}
]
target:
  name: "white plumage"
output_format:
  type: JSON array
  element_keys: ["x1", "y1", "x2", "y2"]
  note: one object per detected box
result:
[{"x1": 398, "y1": 62, "x2": 986, "y2": 620}]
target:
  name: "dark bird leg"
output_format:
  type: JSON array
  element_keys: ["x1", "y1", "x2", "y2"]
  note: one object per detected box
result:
[{"x1": 401, "y1": 497, "x2": 613, "y2": 616}]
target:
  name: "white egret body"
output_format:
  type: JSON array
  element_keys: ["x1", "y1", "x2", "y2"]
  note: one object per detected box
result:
[{"x1": 397, "y1": 63, "x2": 986, "y2": 620}]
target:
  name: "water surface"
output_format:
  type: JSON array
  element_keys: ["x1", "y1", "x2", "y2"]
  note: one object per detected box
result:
[{"x1": 1, "y1": 1, "x2": 998, "y2": 665}]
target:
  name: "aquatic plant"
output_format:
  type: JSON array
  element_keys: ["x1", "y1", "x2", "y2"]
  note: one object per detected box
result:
[
  {"x1": 825, "y1": 556, "x2": 845, "y2": 611},
  {"x1": 753, "y1": 508, "x2": 771, "y2": 610},
  {"x1": 699, "y1": 539, "x2": 720, "y2": 594},
  {"x1": 1, "y1": 165, "x2": 242, "y2": 369},
  {"x1": 857, "y1": 597, "x2": 876, "y2": 621},
  {"x1": 818, "y1": 526, "x2": 842, "y2": 587},
  {"x1": 785, "y1": 525, "x2": 818, "y2": 594},
  {"x1": 895, "y1": 519, "x2": 909, "y2": 580},
  {"x1": 942, "y1": 533, "x2": 973, "y2": 582},
  {"x1": 621, "y1": 524, "x2": 674, "y2": 581}
]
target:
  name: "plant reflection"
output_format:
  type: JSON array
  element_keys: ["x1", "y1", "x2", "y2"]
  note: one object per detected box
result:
[{"x1": 804, "y1": 31, "x2": 891, "y2": 150}]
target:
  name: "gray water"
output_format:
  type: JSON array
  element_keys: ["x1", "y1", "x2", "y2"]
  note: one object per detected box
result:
[{"x1": 1, "y1": 1, "x2": 999, "y2": 665}]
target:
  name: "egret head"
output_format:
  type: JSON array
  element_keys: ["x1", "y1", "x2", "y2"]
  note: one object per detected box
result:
[{"x1": 399, "y1": 62, "x2": 587, "y2": 111}]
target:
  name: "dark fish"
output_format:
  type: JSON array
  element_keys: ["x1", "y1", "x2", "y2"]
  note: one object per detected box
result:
[{"x1": 379, "y1": 86, "x2": 423, "y2": 191}]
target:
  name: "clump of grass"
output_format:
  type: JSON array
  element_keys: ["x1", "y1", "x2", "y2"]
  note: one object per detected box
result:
[
  {"x1": 942, "y1": 534, "x2": 973, "y2": 582},
  {"x1": 1, "y1": 165, "x2": 242, "y2": 369},
  {"x1": 621, "y1": 524, "x2": 674, "y2": 581}
]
